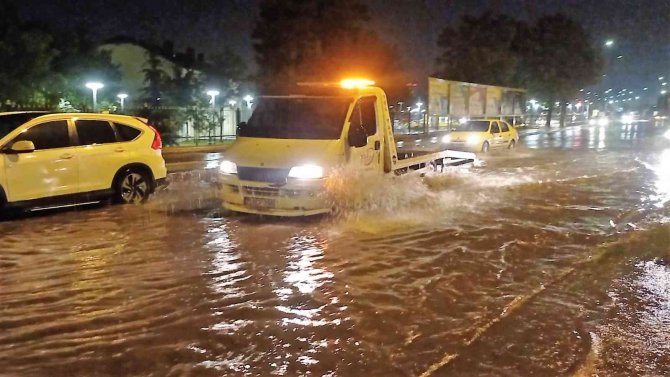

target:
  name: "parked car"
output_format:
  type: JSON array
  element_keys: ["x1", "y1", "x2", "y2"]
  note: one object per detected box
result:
[
  {"x1": 442, "y1": 119, "x2": 519, "y2": 152},
  {"x1": 0, "y1": 112, "x2": 167, "y2": 212}
]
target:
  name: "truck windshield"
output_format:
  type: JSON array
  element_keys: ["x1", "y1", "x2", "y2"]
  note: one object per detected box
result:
[
  {"x1": 239, "y1": 97, "x2": 352, "y2": 139},
  {"x1": 453, "y1": 120, "x2": 490, "y2": 132}
]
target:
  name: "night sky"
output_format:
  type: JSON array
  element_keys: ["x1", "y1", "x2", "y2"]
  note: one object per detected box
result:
[{"x1": 11, "y1": 0, "x2": 670, "y2": 98}]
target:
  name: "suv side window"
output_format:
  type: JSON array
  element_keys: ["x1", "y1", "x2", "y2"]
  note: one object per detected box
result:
[
  {"x1": 490, "y1": 122, "x2": 501, "y2": 134},
  {"x1": 76, "y1": 120, "x2": 117, "y2": 145},
  {"x1": 499, "y1": 121, "x2": 509, "y2": 132},
  {"x1": 13, "y1": 120, "x2": 70, "y2": 150},
  {"x1": 114, "y1": 123, "x2": 142, "y2": 142},
  {"x1": 349, "y1": 97, "x2": 377, "y2": 136}
]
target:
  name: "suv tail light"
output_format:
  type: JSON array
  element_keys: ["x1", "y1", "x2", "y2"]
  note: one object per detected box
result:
[{"x1": 148, "y1": 126, "x2": 162, "y2": 150}]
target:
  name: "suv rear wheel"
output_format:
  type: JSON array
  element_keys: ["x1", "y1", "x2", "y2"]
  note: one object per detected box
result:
[{"x1": 115, "y1": 169, "x2": 151, "y2": 204}]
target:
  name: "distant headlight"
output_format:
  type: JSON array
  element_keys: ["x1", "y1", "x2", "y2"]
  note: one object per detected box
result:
[
  {"x1": 441, "y1": 135, "x2": 451, "y2": 143},
  {"x1": 219, "y1": 160, "x2": 237, "y2": 175},
  {"x1": 466, "y1": 135, "x2": 480, "y2": 145},
  {"x1": 288, "y1": 164, "x2": 324, "y2": 179}
]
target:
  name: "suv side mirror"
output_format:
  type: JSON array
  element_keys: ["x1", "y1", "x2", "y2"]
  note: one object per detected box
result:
[
  {"x1": 348, "y1": 126, "x2": 367, "y2": 148},
  {"x1": 8, "y1": 140, "x2": 35, "y2": 154}
]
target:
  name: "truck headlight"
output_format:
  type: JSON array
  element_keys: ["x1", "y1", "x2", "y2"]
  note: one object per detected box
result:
[
  {"x1": 288, "y1": 164, "x2": 324, "y2": 179},
  {"x1": 441, "y1": 135, "x2": 451, "y2": 143},
  {"x1": 219, "y1": 160, "x2": 237, "y2": 175},
  {"x1": 466, "y1": 135, "x2": 480, "y2": 145}
]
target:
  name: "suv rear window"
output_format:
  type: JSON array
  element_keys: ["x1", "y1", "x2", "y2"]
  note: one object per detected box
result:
[
  {"x1": 76, "y1": 120, "x2": 117, "y2": 145},
  {"x1": 115, "y1": 123, "x2": 142, "y2": 141}
]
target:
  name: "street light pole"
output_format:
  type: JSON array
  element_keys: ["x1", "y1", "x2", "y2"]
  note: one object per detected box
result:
[
  {"x1": 85, "y1": 82, "x2": 104, "y2": 111},
  {"x1": 117, "y1": 93, "x2": 128, "y2": 111},
  {"x1": 206, "y1": 90, "x2": 220, "y2": 107}
]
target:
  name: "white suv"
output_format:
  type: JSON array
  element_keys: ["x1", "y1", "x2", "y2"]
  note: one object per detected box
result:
[{"x1": 0, "y1": 112, "x2": 167, "y2": 211}]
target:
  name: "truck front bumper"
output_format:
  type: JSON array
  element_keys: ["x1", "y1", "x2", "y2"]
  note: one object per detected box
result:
[{"x1": 220, "y1": 177, "x2": 331, "y2": 217}]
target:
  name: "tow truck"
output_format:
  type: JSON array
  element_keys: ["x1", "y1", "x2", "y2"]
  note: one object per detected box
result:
[{"x1": 219, "y1": 79, "x2": 477, "y2": 216}]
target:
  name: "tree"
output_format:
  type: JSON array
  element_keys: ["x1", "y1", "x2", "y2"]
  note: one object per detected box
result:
[
  {"x1": 141, "y1": 52, "x2": 169, "y2": 106},
  {"x1": 436, "y1": 12, "x2": 524, "y2": 87},
  {"x1": 253, "y1": 0, "x2": 400, "y2": 93},
  {"x1": 0, "y1": 2, "x2": 58, "y2": 107},
  {"x1": 517, "y1": 14, "x2": 603, "y2": 126}
]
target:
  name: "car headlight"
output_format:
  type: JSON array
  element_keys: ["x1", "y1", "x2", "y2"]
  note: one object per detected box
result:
[
  {"x1": 219, "y1": 160, "x2": 237, "y2": 175},
  {"x1": 441, "y1": 135, "x2": 451, "y2": 143},
  {"x1": 288, "y1": 164, "x2": 324, "y2": 179},
  {"x1": 466, "y1": 135, "x2": 480, "y2": 145}
]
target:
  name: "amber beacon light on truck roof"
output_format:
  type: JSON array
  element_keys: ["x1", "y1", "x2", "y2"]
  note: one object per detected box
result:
[{"x1": 297, "y1": 78, "x2": 376, "y2": 90}]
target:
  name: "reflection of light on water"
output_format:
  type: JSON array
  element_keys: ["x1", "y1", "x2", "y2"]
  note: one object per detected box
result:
[
  {"x1": 648, "y1": 149, "x2": 670, "y2": 207},
  {"x1": 597, "y1": 126, "x2": 606, "y2": 149},
  {"x1": 636, "y1": 260, "x2": 670, "y2": 321},
  {"x1": 277, "y1": 235, "x2": 334, "y2": 300}
]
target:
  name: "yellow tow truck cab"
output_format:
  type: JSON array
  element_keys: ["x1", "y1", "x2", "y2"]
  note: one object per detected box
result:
[{"x1": 219, "y1": 79, "x2": 476, "y2": 216}]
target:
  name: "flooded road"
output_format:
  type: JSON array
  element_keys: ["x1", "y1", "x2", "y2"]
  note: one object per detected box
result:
[{"x1": 1, "y1": 123, "x2": 670, "y2": 376}]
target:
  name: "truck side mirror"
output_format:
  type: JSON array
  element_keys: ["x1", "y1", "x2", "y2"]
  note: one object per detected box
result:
[{"x1": 348, "y1": 126, "x2": 367, "y2": 148}]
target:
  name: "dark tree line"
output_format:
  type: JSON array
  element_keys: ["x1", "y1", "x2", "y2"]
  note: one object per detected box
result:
[
  {"x1": 0, "y1": 1, "x2": 121, "y2": 110},
  {"x1": 436, "y1": 12, "x2": 603, "y2": 126}
]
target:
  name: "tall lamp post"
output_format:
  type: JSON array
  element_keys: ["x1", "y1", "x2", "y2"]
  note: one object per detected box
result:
[
  {"x1": 206, "y1": 90, "x2": 220, "y2": 107},
  {"x1": 85, "y1": 82, "x2": 104, "y2": 111},
  {"x1": 117, "y1": 93, "x2": 128, "y2": 111},
  {"x1": 243, "y1": 94, "x2": 254, "y2": 108}
]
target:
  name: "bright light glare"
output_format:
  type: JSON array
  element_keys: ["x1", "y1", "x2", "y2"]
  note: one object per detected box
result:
[
  {"x1": 589, "y1": 119, "x2": 597, "y2": 125},
  {"x1": 441, "y1": 135, "x2": 451, "y2": 143},
  {"x1": 206, "y1": 90, "x2": 220, "y2": 97},
  {"x1": 288, "y1": 165, "x2": 324, "y2": 179},
  {"x1": 85, "y1": 82, "x2": 103, "y2": 90},
  {"x1": 598, "y1": 117, "x2": 610, "y2": 126},
  {"x1": 665, "y1": 130, "x2": 670, "y2": 141},
  {"x1": 466, "y1": 135, "x2": 480, "y2": 145},
  {"x1": 219, "y1": 160, "x2": 237, "y2": 175},
  {"x1": 117, "y1": 93, "x2": 128, "y2": 99},
  {"x1": 621, "y1": 114, "x2": 634, "y2": 124},
  {"x1": 340, "y1": 79, "x2": 375, "y2": 89},
  {"x1": 243, "y1": 95, "x2": 253, "y2": 102},
  {"x1": 459, "y1": 117, "x2": 469, "y2": 124}
]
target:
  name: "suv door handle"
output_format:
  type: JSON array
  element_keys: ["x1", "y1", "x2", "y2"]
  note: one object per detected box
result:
[
  {"x1": 60, "y1": 153, "x2": 74, "y2": 159},
  {"x1": 114, "y1": 147, "x2": 126, "y2": 153}
]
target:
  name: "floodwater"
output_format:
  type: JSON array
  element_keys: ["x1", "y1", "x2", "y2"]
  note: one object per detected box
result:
[{"x1": 1, "y1": 123, "x2": 670, "y2": 376}]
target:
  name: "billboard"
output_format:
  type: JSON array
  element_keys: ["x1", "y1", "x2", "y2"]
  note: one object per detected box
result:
[{"x1": 428, "y1": 77, "x2": 526, "y2": 128}]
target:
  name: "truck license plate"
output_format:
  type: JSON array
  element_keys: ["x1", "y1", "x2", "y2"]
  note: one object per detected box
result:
[{"x1": 244, "y1": 197, "x2": 276, "y2": 209}]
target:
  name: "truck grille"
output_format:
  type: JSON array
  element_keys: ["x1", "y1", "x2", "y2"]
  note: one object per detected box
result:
[
  {"x1": 237, "y1": 167, "x2": 290, "y2": 183},
  {"x1": 242, "y1": 186, "x2": 280, "y2": 197}
]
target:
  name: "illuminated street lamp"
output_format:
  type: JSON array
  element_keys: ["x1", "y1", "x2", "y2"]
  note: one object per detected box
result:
[
  {"x1": 604, "y1": 40, "x2": 614, "y2": 47},
  {"x1": 243, "y1": 94, "x2": 254, "y2": 108},
  {"x1": 85, "y1": 82, "x2": 104, "y2": 111},
  {"x1": 117, "y1": 93, "x2": 128, "y2": 111},
  {"x1": 206, "y1": 90, "x2": 220, "y2": 107},
  {"x1": 662, "y1": 90, "x2": 668, "y2": 95},
  {"x1": 228, "y1": 99, "x2": 237, "y2": 108}
]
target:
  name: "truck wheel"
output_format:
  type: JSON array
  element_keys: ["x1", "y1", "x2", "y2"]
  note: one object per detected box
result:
[
  {"x1": 114, "y1": 169, "x2": 151, "y2": 204},
  {"x1": 508, "y1": 140, "x2": 516, "y2": 150},
  {"x1": 481, "y1": 141, "x2": 490, "y2": 153}
]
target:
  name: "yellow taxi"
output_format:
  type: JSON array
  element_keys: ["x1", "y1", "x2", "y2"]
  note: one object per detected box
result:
[
  {"x1": 0, "y1": 112, "x2": 167, "y2": 212},
  {"x1": 441, "y1": 119, "x2": 519, "y2": 153}
]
